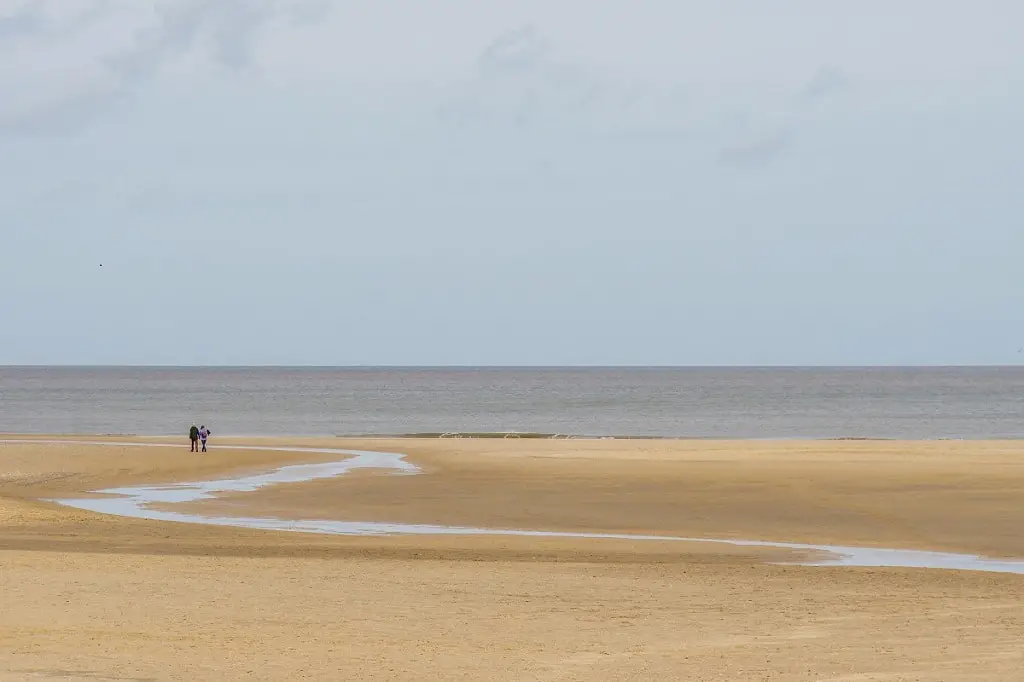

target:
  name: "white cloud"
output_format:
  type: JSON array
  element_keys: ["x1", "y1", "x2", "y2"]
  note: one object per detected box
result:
[
  {"x1": 436, "y1": 24, "x2": 692, "y2": 135},
  {"x1": 802, "y1": 68, "x2": 851, "y2": 102},
  {"x1": 0, "y1": 0, "x2": 327, "y2": 134}
]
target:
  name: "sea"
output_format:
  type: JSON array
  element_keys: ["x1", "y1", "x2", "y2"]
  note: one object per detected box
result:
[{"x1": 1, "y1": 366, "x2": 1023, "y2": 439}]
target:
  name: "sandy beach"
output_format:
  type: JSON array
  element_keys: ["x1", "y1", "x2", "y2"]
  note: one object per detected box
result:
[{"x1": 2, "y1": 437, "x2": 1024, "y2": 680}]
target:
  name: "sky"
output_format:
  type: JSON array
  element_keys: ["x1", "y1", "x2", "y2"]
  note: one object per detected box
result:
[{"x1": 1, "y1": 0, "x2": 1023, "y2": 365}]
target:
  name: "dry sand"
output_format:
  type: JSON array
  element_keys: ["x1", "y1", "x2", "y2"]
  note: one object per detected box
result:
[{"x1": 2, "y1": 436, "x2": 1024, "y2": 681}]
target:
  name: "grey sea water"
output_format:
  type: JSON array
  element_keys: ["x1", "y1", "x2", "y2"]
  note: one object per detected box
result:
[{"x1": 1, "y1": 366, "x2": 1023, "y2": 439}]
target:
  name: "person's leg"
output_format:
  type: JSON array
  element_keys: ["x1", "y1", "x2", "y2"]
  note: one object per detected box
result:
[{"x1": 201, "y1": 439, "x2": 207, "y2": 452}]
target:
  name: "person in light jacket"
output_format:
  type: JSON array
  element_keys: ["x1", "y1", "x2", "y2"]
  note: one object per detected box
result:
[{"x1": 199, "y1": 425, "x2": 212, "y2": 452}]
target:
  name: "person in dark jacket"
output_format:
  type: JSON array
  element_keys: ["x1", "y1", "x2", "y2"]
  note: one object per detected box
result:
[{"x1": 189, "y1": 424, "x2": 200, "y2": 452}]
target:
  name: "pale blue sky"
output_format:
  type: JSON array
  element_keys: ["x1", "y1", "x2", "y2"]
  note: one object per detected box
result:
[{"x1": 2, "y1": 0, "x2": 1022, "y2": 365}]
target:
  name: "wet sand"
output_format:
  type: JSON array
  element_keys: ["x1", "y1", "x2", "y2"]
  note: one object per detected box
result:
[{"x1": 2, "y1": 437, "x2": 1024, "y2": 680}]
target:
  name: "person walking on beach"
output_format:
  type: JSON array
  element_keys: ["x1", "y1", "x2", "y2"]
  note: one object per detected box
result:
[
  {"x1": 189, "y1": 424, "x2": 200, "y2": 452},
  {"x1": 199, "y1": 425, "x2": 211, "y2": 452}
]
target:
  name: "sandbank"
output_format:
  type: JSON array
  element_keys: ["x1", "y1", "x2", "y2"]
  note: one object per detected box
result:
[{"x1": 2, "y1": 436, "x2": 1023, "y2": 680}]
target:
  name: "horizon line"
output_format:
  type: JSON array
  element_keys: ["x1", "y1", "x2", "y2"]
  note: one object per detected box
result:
[{"x1": 2, "y1": 364, "x2": 1023, "y2": 370}]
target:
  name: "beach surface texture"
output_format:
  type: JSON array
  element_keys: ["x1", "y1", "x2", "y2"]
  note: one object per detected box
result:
[{"x1": 2, "y1": 436, "x2": 1023, "y2": 680}]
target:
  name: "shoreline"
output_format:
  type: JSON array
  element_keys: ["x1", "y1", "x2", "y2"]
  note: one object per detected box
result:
[
  {"x1": 5, "y1": 435, "x2": 1024, "y2": 678},
  {"x1": 24, "y1": 438, "x2": 1024, "y2": 575},
  {"x1": 3, "y1": 436, "x2": 1024, "y2": 573},
  {"x1": 8, "y1": 435, "x2": 1024, "y2": 558},
  {"x1": 4, "y1": 431, "x2": 1022, "y2": 441}
]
